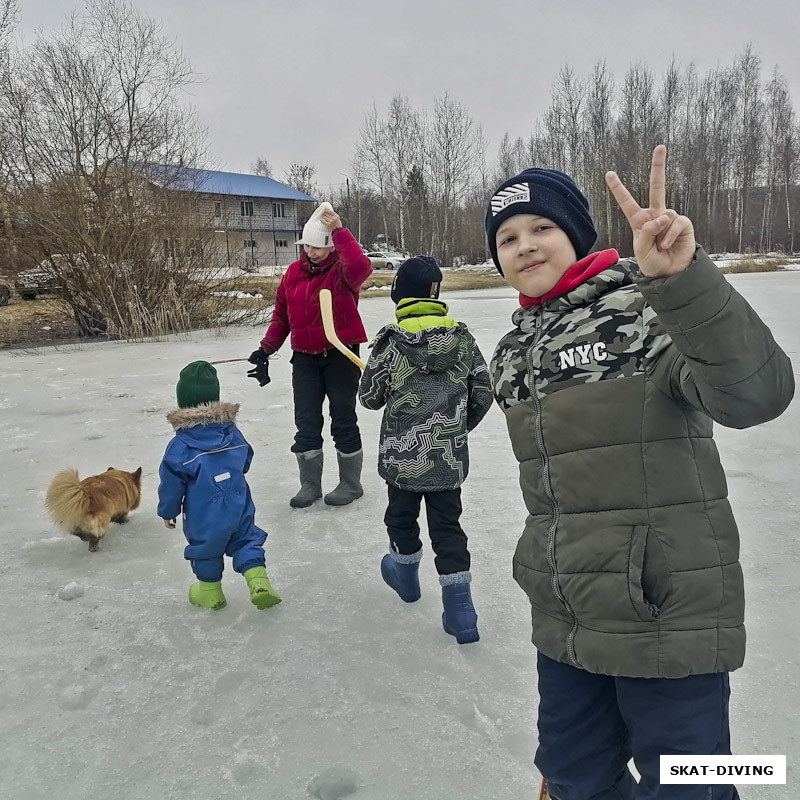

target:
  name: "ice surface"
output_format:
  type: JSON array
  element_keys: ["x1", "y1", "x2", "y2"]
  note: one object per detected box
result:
[{"x1": 1, "y1": 272, "x2": 797, "y2": 799}]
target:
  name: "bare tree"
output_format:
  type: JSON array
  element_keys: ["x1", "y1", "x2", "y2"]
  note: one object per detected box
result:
[
  {"x1": 658, "y1": 57, "x2": 684, "y2": 209},
  {"x1": 425, "y1": 94, "x2": 484, "y2": 264},
  {"x1": 355, "y1": 103, "x2": 391, "y2": 246},
  {"x1": 0, "y1": 0, "x2": 258, "y2": 338},
  {"x1": 703, "y1": 66, "x2": 738, "y2": 250},
  {"x1": 732, "y1": 45, "x2": 764, "y2": 252},
  {"x1": 0, "y1": 0, "x2": 15, "y2": 48},
  {"x1": 283, "y1": 162, "x2": 317, "y2": 196},
  {"x1": 582, "y1": 61, "x2": 615, "y2": 247},
  {"x1": 552, "y1": 66, "x2": 587, "y2": 183},
  {"x1": 250, "y1": 157, "x2": 273, "y2": 177},
  {"x1": 384, "y1": 94, "x2": 422, "y2": 252},
  {"x1": 0, "y1": 0, "x2": 19, "y2": 271},
  {"x1": 404, "y1": 164, "x2": 428, "y2": 255},
  {"x1": 674, "y1": 63, "x2": 708, "y2": 237},
  {"x1": 760, "y1": 68, "x2": 796, "y2": 251},
  {"x1": 461, "y1": 125, "x2": 490, "y2": 263},
  {"x1": 607, "y1": 62, "x2": 660, "y2": 251},
  {"x1": 782, "y1": 121, "x2": 800, "y2": 252},
  {"x1": 492, "y1": 133, "x2": 527, "y2": 188},
  {"x1": 349, "y1": 158, "x2": 368, "y2": 245}
]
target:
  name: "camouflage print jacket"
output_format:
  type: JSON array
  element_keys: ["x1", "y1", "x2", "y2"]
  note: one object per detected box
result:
[
  {"x1": 359, "y1": 298, "x2": 493, "y2": 491},
  {"x1": 492, "y1": 248, "x2": 794, "y2": 678}
]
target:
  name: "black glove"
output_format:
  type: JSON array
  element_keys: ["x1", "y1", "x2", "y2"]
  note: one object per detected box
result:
[{"x1": 247, "y1": 348, "x2": 271, "y2": 386}]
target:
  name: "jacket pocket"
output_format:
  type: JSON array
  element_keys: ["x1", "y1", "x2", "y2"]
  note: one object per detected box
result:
[{"x1": 627, "y1": 525, "x2": 672, "y2": 621}]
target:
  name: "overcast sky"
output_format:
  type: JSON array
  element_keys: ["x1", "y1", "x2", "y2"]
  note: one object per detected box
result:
[{"x1": 13, "y1": 0, "x2": 800, "y2": 193}]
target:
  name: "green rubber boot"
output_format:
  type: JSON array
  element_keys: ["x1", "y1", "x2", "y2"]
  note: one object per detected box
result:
[
  {"x1": 188, "y1": 580, "x2": 227, "y2": 610},
  {"x1": 243, "y1": 566, "x2": 282, "y2": 610}
]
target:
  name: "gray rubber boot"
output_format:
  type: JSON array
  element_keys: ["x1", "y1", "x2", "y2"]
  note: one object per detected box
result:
[
  {"x1": 290, "y1": 449, "x2": 323, "y2": 508},
  {"x1": 323, "y1": 449, "x2": 364, "y2": 506}
]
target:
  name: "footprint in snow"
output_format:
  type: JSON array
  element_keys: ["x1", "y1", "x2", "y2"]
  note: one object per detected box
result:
[
  {"x1": 308, "y1": 767, "x2": 360, "y2": 800},
  {"x1": 214, "y1": 670, "x2": 248, "y2": 695},
  {"x1": 56, "y1": 679, "x2": 98, "y2": 710}
]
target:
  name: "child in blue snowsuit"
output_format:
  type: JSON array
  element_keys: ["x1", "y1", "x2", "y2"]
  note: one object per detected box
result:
[{"x1": 157, "y1": 360, "x2": 281, "y2": 611}]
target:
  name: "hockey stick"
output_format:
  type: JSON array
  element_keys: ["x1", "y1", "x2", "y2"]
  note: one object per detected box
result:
[
  {"x1": 537, "y1": 778, "x2": 549, "y2": 800},
  {"x1": 210, "y1": 357, "x2": 249, "y2": 365},
  {"x1": 319, "y1": 288, "x2": 366, "y2": 369}
]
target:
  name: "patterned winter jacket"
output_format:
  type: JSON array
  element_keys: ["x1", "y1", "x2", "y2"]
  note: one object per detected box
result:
[
  {"x1": 492, "y1": 248, "x2": 794, "y2": 679},
  {"x1": 359, "y1": 298, "x2": 493, "y2": 491},
  {"x1": 260, "y1": 227, "x2": 372, "y2": 355}
]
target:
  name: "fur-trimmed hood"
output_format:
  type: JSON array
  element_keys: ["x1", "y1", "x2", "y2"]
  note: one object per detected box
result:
[
  {"x1": 165, "y1": 402, "x2": 243, "y2": 454},
  {"x1": 166, "y1": 402, "x2": 240, "y2": 430}
]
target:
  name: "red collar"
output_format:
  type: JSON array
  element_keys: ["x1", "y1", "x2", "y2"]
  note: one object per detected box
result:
[{"x1": 519, "y1": 249, "x2": 619, "y2": 308}]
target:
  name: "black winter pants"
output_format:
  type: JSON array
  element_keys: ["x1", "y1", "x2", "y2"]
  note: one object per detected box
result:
[
  {"x1": 291, "y1": 347, "x2": 361, "y2": 454},
  {"x1": 384, "y1": 484, "x2": 470, "y2": 575}
]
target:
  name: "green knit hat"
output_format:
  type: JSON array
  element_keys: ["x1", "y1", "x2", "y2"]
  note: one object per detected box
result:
[{"x1": 176, "y1": 361, "x2": 220, "y2": 408}]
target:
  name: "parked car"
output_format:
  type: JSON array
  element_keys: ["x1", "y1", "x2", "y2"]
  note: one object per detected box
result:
[
  {"x1": 14, "y1": 254, "x2": 93, "y2": 300},
  {"x1": 15, "y1": 262, "x2": 61, "y2": 300},
  {"x1": 365, "y1": 251, "x2": 403, "y2": 270}
]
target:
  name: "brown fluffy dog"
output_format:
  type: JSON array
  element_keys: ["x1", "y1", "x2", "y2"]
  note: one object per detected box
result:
[{"x1": 45, "y1": 467, "x2": 142, "y2": 551}]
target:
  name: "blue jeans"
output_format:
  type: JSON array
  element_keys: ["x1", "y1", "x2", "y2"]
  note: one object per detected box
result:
[{"x1": 535, "y1": 653, "x2": 739, "y2": 800}]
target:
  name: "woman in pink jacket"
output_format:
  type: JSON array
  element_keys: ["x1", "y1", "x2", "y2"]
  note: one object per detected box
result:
[{"x1": 248, "y1": 204, "x2": 373, "y2": 508}]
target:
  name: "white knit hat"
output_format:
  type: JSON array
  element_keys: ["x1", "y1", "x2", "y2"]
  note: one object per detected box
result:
[{"x1": 296, "y1": 202, "x2": 334, "y2": 247}]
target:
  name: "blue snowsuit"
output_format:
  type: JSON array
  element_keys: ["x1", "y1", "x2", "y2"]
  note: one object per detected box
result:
[{"x1": 157, "y1": 402, "x2": 266, "y2": 583}]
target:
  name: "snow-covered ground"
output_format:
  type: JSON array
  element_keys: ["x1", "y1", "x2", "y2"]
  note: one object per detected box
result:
[
  {"x1": 449, "y1": 254, "x2": 800, "y2": 272},
  {"x1": 1, "y1": 272, "x2": 798, "y2": 800},
  {"x1": 709, "y1": 254, "x2": 800, "y2": 271}
]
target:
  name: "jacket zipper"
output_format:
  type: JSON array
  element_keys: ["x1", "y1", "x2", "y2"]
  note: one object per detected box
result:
[{"x1": 527, "y1": 307, "x2": 581, "y2": 667}]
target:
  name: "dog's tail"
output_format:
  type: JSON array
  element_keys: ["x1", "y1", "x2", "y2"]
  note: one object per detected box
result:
[{"x1": 46, "y1": 469, "x2": 90, "y2": 533}]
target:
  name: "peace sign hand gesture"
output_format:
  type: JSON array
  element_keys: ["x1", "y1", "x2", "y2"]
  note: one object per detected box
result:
[{"x1": 605, "y1": 145, "x2": 695, "y2": 278}]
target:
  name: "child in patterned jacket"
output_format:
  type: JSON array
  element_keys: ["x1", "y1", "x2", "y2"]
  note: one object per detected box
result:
[{"x1": 358, "y1": 256, "x2": 493, "y2": 643}]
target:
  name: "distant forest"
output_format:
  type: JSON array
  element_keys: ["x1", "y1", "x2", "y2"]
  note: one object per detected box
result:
[{"x1": 334, "y1": 46, "x2": 799, "y2": 263}]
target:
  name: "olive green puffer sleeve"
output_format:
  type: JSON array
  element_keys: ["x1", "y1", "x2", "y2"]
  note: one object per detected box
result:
[{"x1": 637, "y1": 247, "x2": 794, "y2": 429}]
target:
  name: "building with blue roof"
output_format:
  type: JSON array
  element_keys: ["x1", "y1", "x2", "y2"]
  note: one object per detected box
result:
[{"x1": 144, "y1": 164, "x2": 317, "y2": 269}]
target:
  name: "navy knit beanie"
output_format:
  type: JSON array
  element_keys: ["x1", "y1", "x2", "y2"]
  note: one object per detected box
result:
[
  {"x1": 484, "y1": 168, "x2": 597, "y2": 274},
  {"x1": 390, "y1": 256, "x2": 443, "y2": 304}
]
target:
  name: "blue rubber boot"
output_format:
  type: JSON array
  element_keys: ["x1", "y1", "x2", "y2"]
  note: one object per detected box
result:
[
  {"x1": 380, "y1": 550, "x2": 422, "y2": 603},
  {"x1": 441, "y1": 574, "x2": 479, "y2": 644}
]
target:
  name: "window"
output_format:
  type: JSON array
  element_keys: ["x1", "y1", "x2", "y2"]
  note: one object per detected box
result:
[
  {"x1": 214, "y1": 201, "x2": 221, "y2": 217},
  {"x1": 244, "y1": 240, "x2": 257, "y2": 249},
  {"x1": 275, "y1": 239, "x2": 288, "y2": 248},
  {"x1": 272, "y1": 202, "x2": 286, "y2": 218},
  {"x1": 241, "y1": 200, "x2": 253, "y2": 217}
]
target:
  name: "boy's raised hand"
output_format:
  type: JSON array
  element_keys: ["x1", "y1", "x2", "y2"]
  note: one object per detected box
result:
[{"x1": 605, "y1": 145, "x2": 695, "y2": 278}]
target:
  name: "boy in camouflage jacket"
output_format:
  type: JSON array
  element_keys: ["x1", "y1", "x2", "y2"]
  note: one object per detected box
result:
[
  {"x1": 486, "y1": 147, "x2": 793, "y2": 800},
  {"x1": 358, "y1": 256, "x2": 493, "y2": 644}
]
